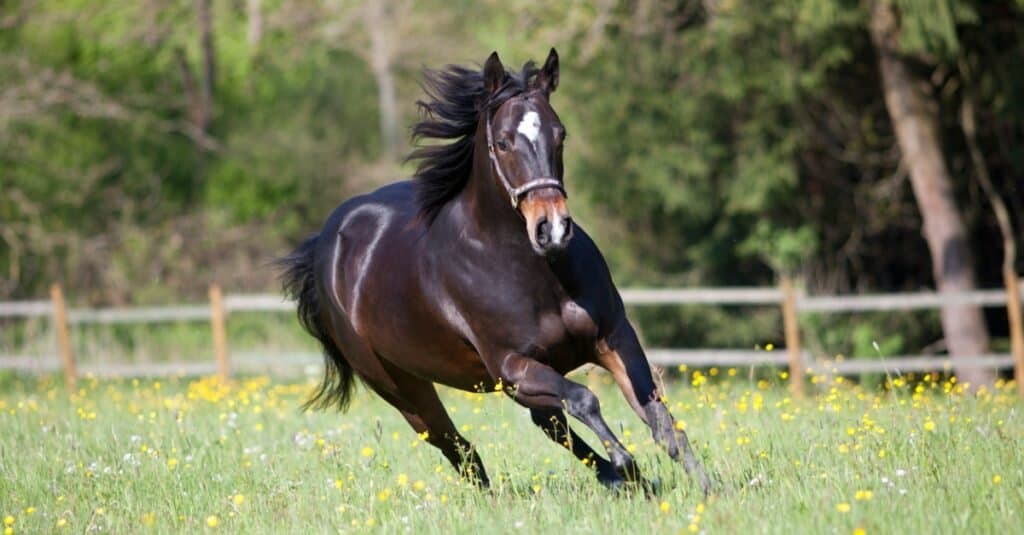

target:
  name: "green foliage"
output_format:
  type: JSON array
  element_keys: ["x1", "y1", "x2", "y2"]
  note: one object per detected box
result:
[
  {"x1": 892, "y1": 0, "x2": 978, "y2": 57},
  {"x1": 801, "y1": 310, "x2": 942, "y2": 359},
  {"x1": 2, "y1": 0, "x2": 1022, "y2": 360},
  {"x1": 0, "y1": 0, "x2": 379, "y2": 300},
  {"x1": 206, "y1": 47, "x2": 380, "y2": 227}
]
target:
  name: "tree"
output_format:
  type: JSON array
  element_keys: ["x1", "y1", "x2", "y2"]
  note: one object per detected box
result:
[{"x1": 868, "y1": 0, "x2": 993, "y2": 387}]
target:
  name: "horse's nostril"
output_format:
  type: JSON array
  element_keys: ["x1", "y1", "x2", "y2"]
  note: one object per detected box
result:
[{"x1": 536, "y1": 217, "x2": 551, "y2": 246}]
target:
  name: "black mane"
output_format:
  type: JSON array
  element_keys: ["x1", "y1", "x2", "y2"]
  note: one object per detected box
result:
[{"x1": 408, "y1": 61, "x2": 539, "y2": 222}]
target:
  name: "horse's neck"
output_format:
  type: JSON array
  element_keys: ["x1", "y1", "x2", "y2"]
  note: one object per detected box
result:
[
  {"x1": 441, "y1": 181, "x2": 576, "y2": 286},
  {"x1": 450, "y1": 157, "x2": 529, "y2": 248}
]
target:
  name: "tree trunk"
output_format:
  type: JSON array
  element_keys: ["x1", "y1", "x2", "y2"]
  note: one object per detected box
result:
[
  {"x1": 365, "y1": 1, "x2": 400, "y2": 160},
  {"x1": 247, "y1": 0, "x2": 262, "y2": 49},
  {"x1": 869, "y1": 0, "x2": 994, "y2": 387},
  {"x1": 197, "y1": 0, "x2": 215, "y2": 112}
]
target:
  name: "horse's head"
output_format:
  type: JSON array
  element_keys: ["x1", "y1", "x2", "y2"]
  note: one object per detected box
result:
[{"x1": 482, "y1": 49, "x2": 572, "y2": 256}]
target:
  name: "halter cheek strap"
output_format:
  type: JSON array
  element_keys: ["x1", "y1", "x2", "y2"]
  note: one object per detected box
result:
[{"x1": 486, "y1": 113, "x2": 566, "y2": 208}]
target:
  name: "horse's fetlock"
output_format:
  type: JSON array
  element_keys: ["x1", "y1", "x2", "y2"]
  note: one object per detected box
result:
[{"x1": 611, "y1": 451, "x2": 640, "y2": 481}]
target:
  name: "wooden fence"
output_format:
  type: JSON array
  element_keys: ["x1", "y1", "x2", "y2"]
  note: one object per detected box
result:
[{"x1": 2, "y1": 280, "x2": 1023, "y2": 397}]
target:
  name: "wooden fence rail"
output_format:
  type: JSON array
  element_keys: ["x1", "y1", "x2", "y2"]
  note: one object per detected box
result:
[{"x1": 1, "y1": 279, "x2": 1022, "y2": 397}]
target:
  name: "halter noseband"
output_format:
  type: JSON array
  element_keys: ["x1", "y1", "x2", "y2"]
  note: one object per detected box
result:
[{"x1": 485, "y1": 109, "x2": 566, "y2": 209}]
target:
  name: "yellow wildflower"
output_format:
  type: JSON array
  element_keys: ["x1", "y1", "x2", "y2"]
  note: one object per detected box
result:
[
  {"x1": 205, "y1": 515, "x2": 219, "y2": 528},
  {"x1": 836, "y1": 503, "x2": 851, "y2": 513}
]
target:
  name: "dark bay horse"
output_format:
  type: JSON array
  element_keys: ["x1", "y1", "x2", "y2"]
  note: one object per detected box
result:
[{"x1": 279, "y1": 49, "x2": 710, "y2": 494}]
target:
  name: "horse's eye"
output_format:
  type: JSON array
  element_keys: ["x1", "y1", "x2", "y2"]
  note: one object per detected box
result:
[{"x1": 495, "y1": 140, "x2": 510, "y2": 151}]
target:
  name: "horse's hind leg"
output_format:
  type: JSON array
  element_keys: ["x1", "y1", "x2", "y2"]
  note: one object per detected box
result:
[
  {"x1": 597, "y1": 322, "x2": 712, "y2": 496},
  {"x1": 498, "y1": 354, "x2": 640, "y2": 483},
  {"x1": 529, "y1": 408, "x2": 623, "y2": 487},
  {"x1": 360, "y1": 363, "x2": 489, "y2": 486},
  {"x1": 320, "y1": 310, "x2": 489, "y2": 486},
  {"x1": 396, "y1": 388, "x2": 489, "y2": 487}
]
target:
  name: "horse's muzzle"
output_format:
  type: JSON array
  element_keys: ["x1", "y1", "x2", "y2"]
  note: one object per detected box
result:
[{"x1": 520, "y1": 191, "x2": 573, "y2": 255}]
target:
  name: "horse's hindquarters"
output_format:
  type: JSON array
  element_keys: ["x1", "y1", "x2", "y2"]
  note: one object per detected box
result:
[{"x1": 321, "y1": 184, "x2": 494, "y2": 393}]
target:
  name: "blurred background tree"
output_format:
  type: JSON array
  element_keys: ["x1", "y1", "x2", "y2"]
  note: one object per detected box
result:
[{"x1": 1, "y1": 0, "x2": 1021, "y2": 367}]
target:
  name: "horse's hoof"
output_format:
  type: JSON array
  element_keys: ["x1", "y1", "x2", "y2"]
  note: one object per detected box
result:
[
  {"x1": 643, "y1": 477, "x2": 662, "y2": 497},
  {"x1": 597, "y1": 470, "x2": 626, "y2": 491},
  {"x1": 612, "y1": 457, "x2": 643, "y2": 483},
  {"x1": 602, "y1": 478, "x2": 625, "y2": 492}
]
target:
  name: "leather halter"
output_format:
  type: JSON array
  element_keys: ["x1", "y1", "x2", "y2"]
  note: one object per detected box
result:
[{"x1": 485, "y1": 108, "x2": 566, "y2": 208}]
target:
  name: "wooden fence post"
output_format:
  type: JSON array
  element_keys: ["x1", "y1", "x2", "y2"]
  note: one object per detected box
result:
[
  {"x1": 780, "y1": 277, "x2": 804, "y2": 398},
  {"x1": 209, "y1": 284, "x2": 230, "y2": 382},
  {"x1": 50, "y1": 284, "x2": 77, "y2": 390},
  {"x1": 1005, "y1": 270, "x2": 1024, "y2": 397}
]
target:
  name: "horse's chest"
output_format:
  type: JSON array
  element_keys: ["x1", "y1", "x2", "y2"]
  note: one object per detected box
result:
[
  {"x1": 531, "y1": 300, "x2": 599, "y2": 367},
  {"x1": 561, "y1": 300, "x2": 599, "y2": 339}
]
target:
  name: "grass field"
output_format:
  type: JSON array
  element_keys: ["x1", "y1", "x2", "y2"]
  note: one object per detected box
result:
[{"x1": 1, "y1": 368, "x2": 1022, "y2": 534}]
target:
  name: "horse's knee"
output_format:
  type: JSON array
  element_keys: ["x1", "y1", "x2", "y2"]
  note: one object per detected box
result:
[{"x1": 563, "y1": 385, "x2": 600, "y2": 421}]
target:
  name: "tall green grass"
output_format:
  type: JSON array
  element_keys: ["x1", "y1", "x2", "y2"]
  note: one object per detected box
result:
[{"x1": 1, "y1": 371, "x2": 1021, "y2": 534}]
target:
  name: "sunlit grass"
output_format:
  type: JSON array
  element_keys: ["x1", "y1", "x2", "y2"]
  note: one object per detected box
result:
[{"x1": 0, "y1": 370, "x2": 1021, "y2": 533}]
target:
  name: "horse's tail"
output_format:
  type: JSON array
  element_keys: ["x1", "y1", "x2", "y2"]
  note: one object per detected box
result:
[{"x1": 276, "y1": 233, "x2": 356, "y2": 412}]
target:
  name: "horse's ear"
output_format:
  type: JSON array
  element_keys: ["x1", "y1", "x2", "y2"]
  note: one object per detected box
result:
[
  {"x1": 483, "y1": 51, "x2": 506, "y2": 94},
  {"x1": 534, "y1": 48, "x2": 559, "y2": 95}
]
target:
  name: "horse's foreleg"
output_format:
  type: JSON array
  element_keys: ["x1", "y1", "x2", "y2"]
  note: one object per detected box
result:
[
  {"x1": 498, "y1": 354, "x2": 640, "y2": 483},
  {"x1": 597, "y1": 321, "x2": 712, "y2": 496},
  {"x1": 529, "y1": 408, "x2": 622, "y2": 487}
]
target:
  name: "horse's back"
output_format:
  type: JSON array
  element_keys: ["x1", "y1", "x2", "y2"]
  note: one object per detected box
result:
[
  {"x1": 329, "y1": 180, "x2": 419, "y2": 226},
  {"x1": 314, "y1": 180, "x2": 420, "y2": 312},
  {"x1": 318, "y1": 180, "x2": 419, "y2": 248}
]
